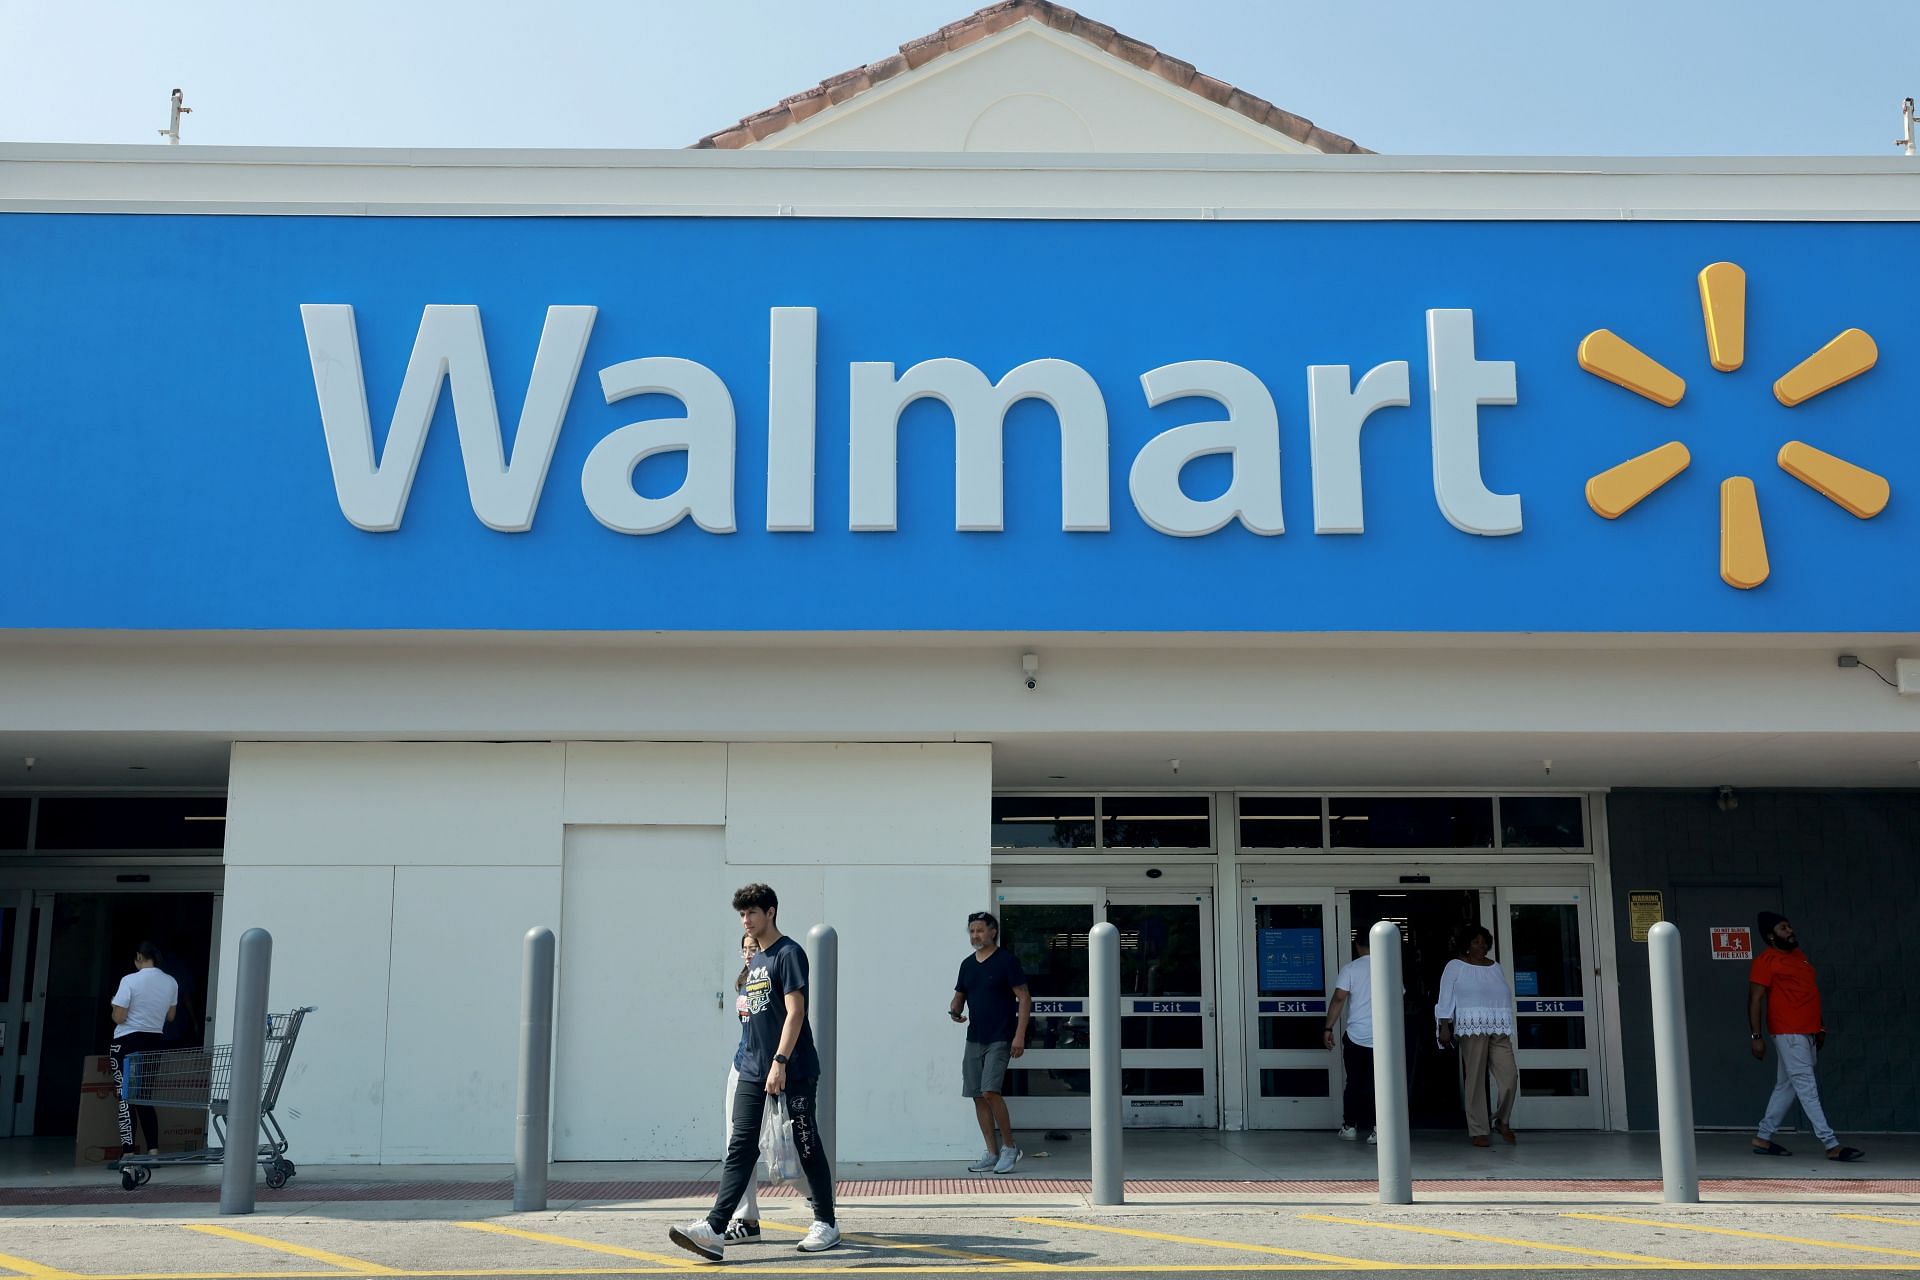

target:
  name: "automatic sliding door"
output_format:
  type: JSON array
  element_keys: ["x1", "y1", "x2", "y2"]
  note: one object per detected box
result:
[
  {"x1": 1109, "y1": 894, "x2": 1216, "y2": 1128},
  {"x1": 1244, "y1": 891, "x2": 1339, "y2": 1128},
  {"x1": 1496, "y1": 888, "x2": 1603, "y2": 1129},
  {"x1": 997, "y1": 892, "x2": 1096, "y2": 1131}
]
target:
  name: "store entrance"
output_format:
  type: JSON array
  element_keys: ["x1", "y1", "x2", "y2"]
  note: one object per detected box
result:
[{"x1": 1350, "y1": 889, "x2": 1482, "y2": 1129}]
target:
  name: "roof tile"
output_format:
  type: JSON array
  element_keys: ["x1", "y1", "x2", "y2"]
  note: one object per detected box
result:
[{"x1": 694, "y1": 0, "x2": 1367, "y2": 154}]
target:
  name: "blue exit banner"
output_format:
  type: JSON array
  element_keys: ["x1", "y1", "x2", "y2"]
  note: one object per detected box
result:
[{"x1": 3, "y1": 213, "x2": 1915, "y2": 631}]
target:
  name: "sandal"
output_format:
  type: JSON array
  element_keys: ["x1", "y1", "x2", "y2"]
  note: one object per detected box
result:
[
  {"x1": 1470, "y1": 1135, "x2": 1491, "y2": 1147},
  {"x1": 1751, "y1": 1140, "x2": 1792, "y2": 1156},
  {"x1": 1827, "y1": 1146, "x2": 1866, "y2": 1162},
  {"x1": 1498, "y1": 1124, "x2": 1517, "y2": 1144}
]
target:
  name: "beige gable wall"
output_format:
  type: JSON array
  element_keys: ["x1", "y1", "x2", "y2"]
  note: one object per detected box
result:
[{"x1": 753, "y1": 20, "x2": 1316, "y2": 154}]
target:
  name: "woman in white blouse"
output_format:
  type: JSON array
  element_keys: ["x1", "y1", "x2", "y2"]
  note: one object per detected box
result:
[{"x1": 1434, "y1": 925, "x2": 1518, "y2": 1147}]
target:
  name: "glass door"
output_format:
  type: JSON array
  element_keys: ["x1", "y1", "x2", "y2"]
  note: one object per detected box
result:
[
  {"x1": 1495, "y1": 887, "x2": 1603, "y2": 1129},
  {"x1": 996, "y1": 889, "x2": 1097, "y2": 1133},
  {"x1": 1244, "y1": 890, "x2": 1339, "y2": 1129},
  {"x1": 1108, "y1": 893, "x2": 1216, "y2": 1128},
  {"x1": 0, "y1": 890, "x2": 37, "y2": 1138},
  {"x1": 995, "y1": 889, "x2": 1218, "y2": 1130}
]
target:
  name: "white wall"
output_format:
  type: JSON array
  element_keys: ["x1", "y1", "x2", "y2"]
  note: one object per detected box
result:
[
  {"x1": 758, "y1": 24, "x2": 1312, "y2": 155},
  {"x1": 219, "y1": 739, "x2": 990, "y2": 1164}
]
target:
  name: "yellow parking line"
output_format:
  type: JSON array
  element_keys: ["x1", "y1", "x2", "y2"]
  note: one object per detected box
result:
[
  {"x1": 27, "y1": 1266, "x2": 1920, "y2": 1277},
  {"x1": 456, "y1": 1223, "x2": 700, "y2": 1269},
  {"x1": 1568, "y1": 1215, "x2": 1920, "y2": 1261},
  {"x1": 182, "y1": 1227, "x2": 401, "y2": 1275},
  {"x1": 0, "y1": 1250, "x2": 75, "y2": 1280},
  {"x1": 1302, "y1": 1215, "x2": 1698, "y2": 1268},
  {"x1": 1017, "y1": 1216, "x2": 1389, "y2": 1268},
  {"x1": 1839, "y1": 1216, "x2": 1920, "y2": 1229},
  {"x1": 755, "y1": 1219, "x2": 1045, "y2": 1268}
]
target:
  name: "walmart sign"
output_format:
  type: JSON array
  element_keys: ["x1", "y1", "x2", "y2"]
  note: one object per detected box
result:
[{"x1": 2, "y1": 215, "x2": 1913, "y2": 631}]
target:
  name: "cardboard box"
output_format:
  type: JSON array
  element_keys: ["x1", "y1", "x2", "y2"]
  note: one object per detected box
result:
[{"x1": 75, "y1": 1054, "x2": 207, "y2": 1167}]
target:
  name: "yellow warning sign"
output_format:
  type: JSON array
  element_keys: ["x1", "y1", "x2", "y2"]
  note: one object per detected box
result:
[{"x1": 1628, "y1": 890, "x2": 1664, "y2": 942}]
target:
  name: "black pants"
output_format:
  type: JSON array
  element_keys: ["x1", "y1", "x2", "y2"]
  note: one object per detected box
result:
[
  {"x1": 109, "y1": 1032, "x2": 168, "y2": 1153},
  {"x1": 708, "y1": 1075, "x2": 834, "y2": 1232},
  {"x1": 1342, "y1": 1035, "x2": 1376, "y2": 1131}
]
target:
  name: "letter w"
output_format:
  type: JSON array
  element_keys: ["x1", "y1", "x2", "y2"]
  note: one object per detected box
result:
[{"x1": 301, "y1": 304, "x2": 597, "y2": 531}]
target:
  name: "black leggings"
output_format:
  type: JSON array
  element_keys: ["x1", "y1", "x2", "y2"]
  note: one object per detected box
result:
[
  {"x1": 1342, "y1": 1035, "x2": 1377, "y2": 1131},
  {"x1": 109, "y1": 1033, "x2": 168, "y2": 1153},
  {"x1": 708, "y1": 1075, "x2": 835, "y2": 1231}
]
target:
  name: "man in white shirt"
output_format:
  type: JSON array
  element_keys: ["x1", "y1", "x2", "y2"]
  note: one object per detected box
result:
[
  {"x1": 1324, "y1": 936, "x2": 1377, "y2": 1143},
  {"x1": 109, "y1": 942, "x2": 178, "y2": 1156}
]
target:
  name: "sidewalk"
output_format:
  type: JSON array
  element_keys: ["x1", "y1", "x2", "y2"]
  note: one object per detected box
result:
[{"x1": 4, "y1": 1131, "x2": 1915, "y2": 1210}]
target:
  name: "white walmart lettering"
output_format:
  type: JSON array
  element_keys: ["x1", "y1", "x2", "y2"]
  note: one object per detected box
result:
[{"x1": 300, "y1": 305, "x2": 1521, "y2": 538}]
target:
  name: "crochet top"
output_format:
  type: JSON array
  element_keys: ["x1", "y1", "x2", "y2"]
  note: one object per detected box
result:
[{"x1": 1434, "y1": 959, "x2": 1515, "y2": 1037}]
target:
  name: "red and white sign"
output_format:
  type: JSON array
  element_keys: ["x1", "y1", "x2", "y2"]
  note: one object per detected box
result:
[{"x1": 1711, "y1": 927, "x2": 1753, "y2": 960}]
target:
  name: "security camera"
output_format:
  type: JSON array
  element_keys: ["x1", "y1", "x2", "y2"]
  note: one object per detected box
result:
[
  {"x1": 1021, "y1": 652, "x2": 1039, "y2": 691},
  {"x1": 1717, "y1": 785, "x2": 1738, "y2": 812}
]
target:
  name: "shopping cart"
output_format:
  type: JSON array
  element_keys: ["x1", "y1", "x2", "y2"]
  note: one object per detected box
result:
[{"x1": 115, "y1": 1006, "x2": 316, "y2": 1192}]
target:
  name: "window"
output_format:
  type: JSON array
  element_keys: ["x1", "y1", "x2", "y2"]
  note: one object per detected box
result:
[
  {"x1": 1328, "y1": 797, "x2": 1494, "y2": 849},
  {"x1": 0, "y1": 798, "x2": 28, "y2": 850},
  {"x1": 990, "y1": 796, "x2": 1095, "y2": 849},
  {"x1": 1101, "y1": 796, "x2": 1211, "y2": 849},
  {"x1": 32, "y1": 797, "x2": 226, "y2": 851},
  {"x1": 1499, "y1": 796, "x2": 1586, "y2": 849},
  {"x1": 1238, "y1": 796, "x2": 1323, "y2": 849}
]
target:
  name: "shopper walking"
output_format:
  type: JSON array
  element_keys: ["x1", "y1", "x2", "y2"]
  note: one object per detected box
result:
[
  {"x1": 1749, "y1": 910, "x2": 1865, "y2": 1162},
  {"x1": 669, "y1": 885, "x2": 838, "y2": 1262},
  {"x1": 1435, "y1": 925, "x2": 1517, "y2": 1147},
  {"x1": 948, "y1": 911, "x2": 1032, "y2": 1174},
  {"x1": 1325, "y1": 933, "x2": 1378, "y2": 1144},
  {"x1": 721, "y1": 932, "x2": 764, "y2": 1242},
  {"x1": 108, "y1": 941, "x2": 177, "y2": 1157}
]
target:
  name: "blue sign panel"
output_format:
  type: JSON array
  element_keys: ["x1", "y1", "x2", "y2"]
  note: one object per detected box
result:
[
  {"x1": 5, "y1": 214, "x2": 1917, "y2": 630},
  {"x1": 1258, "y1": 927, "x2": 1324, "y2": 993},
  {"x1": 1131, "y1": 1000, "x2": 1201, "y2": 1014},
  {"x1": 1258, "y1": 999, "x2": 1328, "y2": 1015},
  {"x1": 1516, "y1": 998, "x2": 1584, "y2": 1014},
  {"x1": 1031, "y1": 999, "x2": 1084, "y2": 1015},
  {"x1": 1514, "y1": 970, "x2": 1540, "y2": 996}
]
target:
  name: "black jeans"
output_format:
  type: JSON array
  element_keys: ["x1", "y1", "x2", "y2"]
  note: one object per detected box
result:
[
  {"x1": 708, "y1": 1075, "x2": 834, "y2": 1231},
  {"x1": 109, "y1": 1032, "x2": 168, "y2": 1153},
  {"x1": 1342, "y1": 1035, "x2": 1376, "y2": 1131}
]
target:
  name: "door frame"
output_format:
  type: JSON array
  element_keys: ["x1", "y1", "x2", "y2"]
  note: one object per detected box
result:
[
  {"x1": 993, "y1": 886, "x2": 1220, "y2": 1130},
  {"x1": 1494, "y1": 885, "x2": 1606, "y2": 1130}
]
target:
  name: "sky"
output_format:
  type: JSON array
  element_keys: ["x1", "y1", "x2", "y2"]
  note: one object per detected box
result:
[{"x1": 0, "y1": 0, "x2": 1914, "y2": 155}]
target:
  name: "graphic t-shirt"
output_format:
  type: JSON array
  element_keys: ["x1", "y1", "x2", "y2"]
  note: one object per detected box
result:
[
  {"x1": 1750, "y1": 946, "x2": 1823, "y2": 1035},
  {"x1": 733, "y1": 936, "x2": 820, "y2": 1082},
  {"x1": 111, "y1": 967, "x2": 178, "y2": 1040},
  {"x1": 955, "y1": 947, "x2": 1029, "y2": 1045}
]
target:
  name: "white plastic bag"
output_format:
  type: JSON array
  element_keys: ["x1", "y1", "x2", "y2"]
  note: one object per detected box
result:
[{"x1": 759, "y1": 1094, "x2": 801, "y2": 1183}]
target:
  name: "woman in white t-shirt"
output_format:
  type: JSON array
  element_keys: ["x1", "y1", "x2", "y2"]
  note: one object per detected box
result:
[
  {"x1": 1434, "y1": 925, "x2": 1518, "y2": 1147},
  {"x1": 722, "y1": 933, "x2": 762, "y2": 1243}
]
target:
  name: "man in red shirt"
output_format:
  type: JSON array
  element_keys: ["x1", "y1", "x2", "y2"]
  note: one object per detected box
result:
[{"x1": 1748, "y1": 911, "x2": 1864, "y2": 1162}]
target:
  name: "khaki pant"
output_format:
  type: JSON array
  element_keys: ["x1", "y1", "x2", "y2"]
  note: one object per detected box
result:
[{"x1": 1460, "y1": 1033, "x2": 1517, "y2": 1137}]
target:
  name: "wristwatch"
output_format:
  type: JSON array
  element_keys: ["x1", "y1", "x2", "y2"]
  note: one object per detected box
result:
[
  {"x1": 1750, "y1": 1033, "x2": 1763, "y2": 1040},
  {"x1": 773, "y1": 1053, "x2": 790, "y2": 1065}
]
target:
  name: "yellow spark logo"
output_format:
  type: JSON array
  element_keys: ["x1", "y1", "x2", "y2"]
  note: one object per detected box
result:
[{"x1": 1576, "y1": 262, "x2": 1889, "y2": 589}]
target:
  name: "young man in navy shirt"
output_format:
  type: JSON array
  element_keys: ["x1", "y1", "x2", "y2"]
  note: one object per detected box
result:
[
  {"x1": 670, "y1": 884, "x2": 839, "y2": 1261},
  {"x1": 948, "y1": 911, "x2": 1032, "y2": 1174}
]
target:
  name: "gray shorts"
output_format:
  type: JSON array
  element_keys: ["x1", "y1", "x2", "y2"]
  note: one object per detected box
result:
[{"x1": 962, "y1": 1040, "x2": 1012, "y2": 1097}]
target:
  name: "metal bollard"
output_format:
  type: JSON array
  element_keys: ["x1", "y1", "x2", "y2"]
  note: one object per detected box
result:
[
  {"x1": 219, "y1": 928, "x2": 272, "y2": 1215},
  {"x1": 805, "y1": 924, "x2": 838, "y2": 1166},
  {"x1": 1088, "y1": 920, "x2": 1123, "y2": 1205},
  {"x1": 1369, "y1": 919, "x2": 1412, "y2": 1205},
  {"x1": 1647, "y1": 921, "x2": 1699, "y2": 1203},
  {"x1": 515, "y1": 926, "x2": 557, "y2": 1212}
]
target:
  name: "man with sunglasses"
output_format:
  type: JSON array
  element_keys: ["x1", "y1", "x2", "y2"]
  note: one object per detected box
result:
[{"x1": 949, "y1": 911, "x2": 1032, "y2": 1174}]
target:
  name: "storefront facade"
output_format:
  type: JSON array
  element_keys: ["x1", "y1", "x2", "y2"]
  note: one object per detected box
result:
[{"x1": 4, "y1": 141, "x2": 1919, "y2": 1161}]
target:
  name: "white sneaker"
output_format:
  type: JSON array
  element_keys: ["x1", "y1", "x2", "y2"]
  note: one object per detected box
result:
[
  {"x1": 993, "y1": 1144, "x2": 1022, "y2": 1174},
  {"x1": 966, "y1": 1150, "x2": 998, "y2": 1172},
  {"x1": 667, "y1": 1220, "x2": 724, "y2": 1262},
  {"x1": 796, "y1": 1221, "x2": 842, "y2": 1253},
  {"x1": 1366, "y1": 1130, "x2": 1378, "y2": 1145},
  {"x1": 723, "y1": 1219, "x2": 760, "y2": 1243},
  {"x1": 1337, "y1": 1125, "x2": 1360, "y2": 1141}
]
